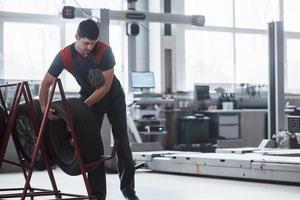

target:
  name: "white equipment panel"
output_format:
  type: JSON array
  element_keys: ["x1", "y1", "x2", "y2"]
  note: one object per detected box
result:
[{"x1": 133, "y1": 149, "x2": 300, "y2": 183}]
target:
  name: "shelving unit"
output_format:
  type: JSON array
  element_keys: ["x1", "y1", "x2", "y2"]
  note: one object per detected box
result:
[{"x1": 130, "y1": 97, "x2": 173, "y2": 143}]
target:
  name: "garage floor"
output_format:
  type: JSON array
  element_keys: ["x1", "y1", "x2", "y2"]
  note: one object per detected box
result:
[{"x1": 0, "y1": 167, "x2": 300, "y2": 200}]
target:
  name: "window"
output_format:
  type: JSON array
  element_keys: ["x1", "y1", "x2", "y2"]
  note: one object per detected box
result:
[
  {"x1": 235, "y1": 0, "x2": 277, "y2": 29},
  {"x1": 1, "y1": 0, "x2": 125, "y2": 92},
  {"x1": 286, "y1": 39, "x2": 300, "y2": 93},
  {"x1": 3, "y1": 22, "x2": 60, "y2": 80},
  {"x1": 63, "y1": 22, "x2": 79, "y2": 92},
  {"x1": 185, "y1": 0, "x2": 233, "y2": 27},
  {"x1": 184, "y1": 0, "x2": 277, "y2": 92},
  {"x1": 284, "y1": 0, "x2": 300, "y2": 93},
  {"x1": 0, "y1": 0, "x2": 62, "y2": 15},
  {"x1": 284, "y1": 0, "x2": 300, "y2": 32},
  {"x1": 109, "y1": 25, "x2": 125, "y2": 86},
  {"x1": 65, "y1": 0, "x2": 124, "y2": 10},
  {"x1": 185, "y1": 30, "x2": 234, "y2": 90},
  {"x1": 235, "y1": 33, "x2": 268, "y2": 84}
]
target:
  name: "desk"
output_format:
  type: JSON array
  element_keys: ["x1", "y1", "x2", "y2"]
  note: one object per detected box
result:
[
  {"x1": 199, "y1": 109, "x2": 268, "y2": 147},
  {"x1": 163, "y1": 109, "x2": 268, "y2": 149}
]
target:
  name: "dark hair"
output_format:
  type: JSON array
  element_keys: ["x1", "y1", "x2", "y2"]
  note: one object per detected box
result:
[{"x1": 77, "y1": 19, "x2": 99, "y2": 40}]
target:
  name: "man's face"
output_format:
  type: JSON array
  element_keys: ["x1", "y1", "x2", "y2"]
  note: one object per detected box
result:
[{"x1": 75, "y1": 35, "x2": 97, "y2": 58}]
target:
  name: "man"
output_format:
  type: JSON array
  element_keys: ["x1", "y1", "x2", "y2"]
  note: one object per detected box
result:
[{"x1": 39, "y1": 19, "x2": 139, "y2": 200}]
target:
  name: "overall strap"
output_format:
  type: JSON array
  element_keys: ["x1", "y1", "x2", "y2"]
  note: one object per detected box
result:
[
  {"x1": 95, "y1": 41, "x2": 109, "y2": 65},
  {"x1": 60, "y1": 41, "x2": 109, "y2": 72},
  {"x1": 59, "y1": 46, "x2": 73, "y2": 73}
]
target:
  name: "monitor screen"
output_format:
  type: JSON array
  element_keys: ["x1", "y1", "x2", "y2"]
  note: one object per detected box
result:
[
  {"x1": 131, "y1": 72, "x2": 155, "y2": 88},
  {"x1": 194, "y1": 85, "x2": 210, "y2": 100}
]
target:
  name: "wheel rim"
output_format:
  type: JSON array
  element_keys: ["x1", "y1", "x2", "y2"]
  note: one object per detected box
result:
[
  {"x1": 15, "y1": 115, "x2": 42, "y2": 162},
  {"x1": 0, "y1": 104, "x2": 7, "y2": 142}
]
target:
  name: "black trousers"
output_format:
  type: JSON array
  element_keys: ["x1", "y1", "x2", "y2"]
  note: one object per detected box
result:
[{"x1": 87, "y1": 93, "x2": 136, "y2": 200}]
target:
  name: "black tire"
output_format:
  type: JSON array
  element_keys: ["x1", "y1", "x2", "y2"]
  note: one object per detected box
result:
[
  {"x1": 0, "y1": 104, "x2": 7, "y2": 146},
  {"x1": 48, "y1": 98, "x2": 104, "y2": 176},
  {"x1": 14, "y1": 99, "x2": 53, "y2": 170}
]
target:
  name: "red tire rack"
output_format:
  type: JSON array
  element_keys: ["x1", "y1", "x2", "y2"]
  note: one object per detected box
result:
[{"x1": 0, "y1": 79, "x2": 116, "y2": 199}]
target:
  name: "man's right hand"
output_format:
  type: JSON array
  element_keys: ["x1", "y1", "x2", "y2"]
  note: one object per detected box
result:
[
  {"x1": 42, "y1": 107, "x2": 59, "y2": 120},
  {"x1": 39, "y1": 73, "x2": 59, "y2": 120},
  {"x1": 48, "y1": 108, "x2": 59, "y2": 120}
]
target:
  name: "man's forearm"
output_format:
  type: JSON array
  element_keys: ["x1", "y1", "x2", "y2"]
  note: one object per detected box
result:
[
  {"x1": 84, "y1": 84, "x2": 110, "y2": 107},
  {"x1": 84, "y1": 69, "x2": 114, "y2": 108},
  {"x1": 39, "y1": 83, "x2": 50, "y2": 113}
]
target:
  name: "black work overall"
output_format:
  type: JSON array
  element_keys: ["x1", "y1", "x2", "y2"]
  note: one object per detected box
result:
[{"x1": 72, "y1": 55, "x2": 136, "y2": 200}]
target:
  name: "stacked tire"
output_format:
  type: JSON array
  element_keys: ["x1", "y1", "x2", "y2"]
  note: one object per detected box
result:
[
  {"x1": 0, "y1": 104, "x2": 7, "y2": 147},
  {"x1": 48, "y1": 98, "x2": 104, "y2": 175},
  {"x1": 14, "y1": 98, "x2": 103, "y2": 175}
]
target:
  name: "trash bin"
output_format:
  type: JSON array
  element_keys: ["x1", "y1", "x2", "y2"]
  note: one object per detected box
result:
[{"x1": 178, "y1": 115, "x2": 210, "y2": 144}]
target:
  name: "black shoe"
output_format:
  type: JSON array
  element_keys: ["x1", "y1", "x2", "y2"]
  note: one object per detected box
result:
[{"x1": 124, "y1": 193, "x2": 140, "y2": 200}]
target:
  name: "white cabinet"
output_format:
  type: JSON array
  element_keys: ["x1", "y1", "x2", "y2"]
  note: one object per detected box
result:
[{"x1": 201, "y1": 111, "x2": 240, "y2": 140}]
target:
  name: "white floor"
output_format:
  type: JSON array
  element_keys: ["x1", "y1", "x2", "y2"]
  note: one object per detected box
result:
[{"x1": 0, "y1": 168, "x2": 300, "y2": 200}]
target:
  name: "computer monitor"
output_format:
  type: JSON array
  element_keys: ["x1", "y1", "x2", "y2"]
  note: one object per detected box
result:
[
  {"x1": 131, "y1": 71, "x2": 155, "y2": 89},
  {"x1": 194, "y1": 85, "x2": 210, "y2": 100}
]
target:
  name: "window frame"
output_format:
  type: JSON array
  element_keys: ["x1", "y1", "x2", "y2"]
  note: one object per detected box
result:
[
  {"x1": 0, "y1": 11, "x2": 65, "y2": 80},
  {"x1": 184, "y1": 0, "x2": 300, "y2": 94}
]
